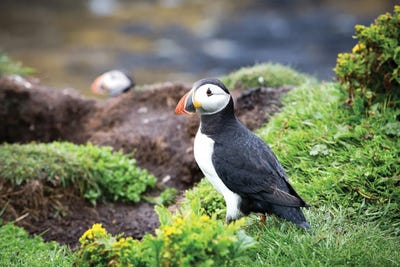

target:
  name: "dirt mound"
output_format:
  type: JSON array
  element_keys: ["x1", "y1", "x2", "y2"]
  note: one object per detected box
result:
[
  {"x1": 0, "y1": 75, "x2": 291, "y2": 247},
  {"x1": 0, "y1": 75, "x2": 95, "y2": 143}
]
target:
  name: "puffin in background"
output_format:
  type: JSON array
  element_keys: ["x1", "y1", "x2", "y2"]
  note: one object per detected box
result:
[
  {"x1": 175, "y1": 78, "x2": 310, "y2": 229},
  {"x1": 91, "y1": 70, "x2": 134, "y2": 97}
]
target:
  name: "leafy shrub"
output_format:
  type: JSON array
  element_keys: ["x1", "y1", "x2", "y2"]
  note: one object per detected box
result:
[
  {"x1": 334, "y1": 5, "x2": 400, "y2": 107},
  {"x1": 0, "y1": 142, "x2": 156, "y2": 205},
  {"x1": 75, "y1": 204, "x2": 255, "y2": 267}
]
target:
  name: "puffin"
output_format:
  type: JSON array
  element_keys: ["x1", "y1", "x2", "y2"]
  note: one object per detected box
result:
[
  {"x1": 90, "y1": 70, "x2": 134, "y2": 97},
  {"x1": 175, "y1": 78, "x2": 310, "y2": 229}
]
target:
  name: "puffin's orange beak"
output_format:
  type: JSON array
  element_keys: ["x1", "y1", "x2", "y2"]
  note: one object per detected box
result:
[
  {"x1": 90, "y1": 74, "x2": 105, "y2": 95},
  {"x1": 175, "y1": 90, "x2": 196, "y2": 114}
]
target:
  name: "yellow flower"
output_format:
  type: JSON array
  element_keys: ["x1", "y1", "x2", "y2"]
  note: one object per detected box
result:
[
  {"x1": 174, "y1": 216, "x2": 184, "y2": 226},
  {"x1": 352, "y1": 43, "x2": 365, "y2": 53},
  {"x1": 79, "y1": 223, "x2": 107, "y2": 244},
  {"x1": 164, "y1": 226, "x2": 176, "y2": 236},
  {"x1": 113, "y1": 237, "x2": 135, "y2": 250},
  {"x1": 200, "y1": 215, "x2": 210, "y2": 222}
]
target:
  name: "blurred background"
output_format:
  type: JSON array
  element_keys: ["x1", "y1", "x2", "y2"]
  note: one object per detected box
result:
[{"x1": 0, "y1": 0, "x2": 396, "y2": 93}]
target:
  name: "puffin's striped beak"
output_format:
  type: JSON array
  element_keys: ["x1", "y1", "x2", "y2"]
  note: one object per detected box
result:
[
  {"x1": 175, "y1": 90, "x2": 197, "y2": 114},
  {"x1": 90, "y1": 74, "x2": 106, "y2": 95}
]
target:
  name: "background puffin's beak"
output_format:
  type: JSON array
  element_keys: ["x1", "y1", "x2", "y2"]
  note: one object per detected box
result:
[
  {"x1": 175, "y1": 90, "x2": 196, "y2": 114},
  {"x1": 90, "y1": 74, "x2": 105, "y2": 95}
]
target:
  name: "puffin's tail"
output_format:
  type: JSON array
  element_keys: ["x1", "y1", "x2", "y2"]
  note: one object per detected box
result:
[{"x1": 269, "y1": 204, "x2": 310, "y2": 229}]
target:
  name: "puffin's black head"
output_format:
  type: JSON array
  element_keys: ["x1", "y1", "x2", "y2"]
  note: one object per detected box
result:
[{"x1": 175, "y1": 78, "x2": 232, "y2": 115}]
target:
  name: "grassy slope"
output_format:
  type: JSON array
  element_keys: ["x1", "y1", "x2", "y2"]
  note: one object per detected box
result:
[
  {"x1": 240, "y1": 80, "x2": 400, "y2": 266},
  {"x1": 258, "y1": 80, "x2": 400, "y2": 230},
  {"x1": 185, "y1": 67, "x2": 400, "y2": 266}
]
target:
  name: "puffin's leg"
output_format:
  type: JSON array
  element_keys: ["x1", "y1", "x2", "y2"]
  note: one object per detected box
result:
[
  {"x1": 259, "y1": 214, "x2": 267, "y2": 225},
  {"x1": 225, "y1": 193, "x2": 243, "y2": 224}
]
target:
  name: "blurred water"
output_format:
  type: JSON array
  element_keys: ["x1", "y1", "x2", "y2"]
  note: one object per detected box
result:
[{"x1": 0, "y1": 0, "x2": 396, "y2": 93}]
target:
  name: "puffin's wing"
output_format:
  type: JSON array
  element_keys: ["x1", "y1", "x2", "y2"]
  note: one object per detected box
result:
[{"x1": 212, "y1": 128, "x2": 307, "y2": 207}]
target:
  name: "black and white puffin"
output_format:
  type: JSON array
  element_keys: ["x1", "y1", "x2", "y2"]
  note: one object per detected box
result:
[
  {"x1": 175, "y1": 78, "x2": 310, "y2": 229},
  {"x1": 91, "y1": 70, "x2": 134, "y2": 97}
]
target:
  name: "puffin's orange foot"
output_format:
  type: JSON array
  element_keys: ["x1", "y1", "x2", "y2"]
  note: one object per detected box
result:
[{"x1": 259, "y1": 214, "x2": 267, "y2": 225}]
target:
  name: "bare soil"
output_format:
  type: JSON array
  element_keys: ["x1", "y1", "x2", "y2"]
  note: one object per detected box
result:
[{"x1": 0, "y1": 75, "x2": 290, "y2": 248}]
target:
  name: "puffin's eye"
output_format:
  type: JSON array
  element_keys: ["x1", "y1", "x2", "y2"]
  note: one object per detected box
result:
[{"x1": 206, "y1": 88, "x2": 213, "y2": 97}]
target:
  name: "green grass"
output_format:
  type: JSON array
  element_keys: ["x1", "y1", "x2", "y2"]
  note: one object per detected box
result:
[
  {"x1": 240, "y1": 206, "x2": 400, "y2": 267},
  {"x1": 0, "y1": 223, "x2": 75, "y2": 267},
  {"x1": 0, "y1": 142, "x2": 156, "y2": 205},
  {"x1": 220, "y1": 62, "x2": 309, "y2": 90},
  {"x1": 257, "y1": 81, "x2": 400, "y2": 232}
]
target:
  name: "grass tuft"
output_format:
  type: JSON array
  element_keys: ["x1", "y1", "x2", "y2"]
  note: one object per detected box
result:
[{"x1": 220, "y1": 62, "x2": 310, "y2": 90}]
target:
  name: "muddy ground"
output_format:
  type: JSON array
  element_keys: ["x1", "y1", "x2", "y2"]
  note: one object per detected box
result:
[{"x1": 0, "y1": 75, "x2": 290, "y2": 248}]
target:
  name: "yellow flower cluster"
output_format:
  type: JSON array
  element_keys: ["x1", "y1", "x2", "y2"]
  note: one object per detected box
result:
[
  {"x1": 113, "y1": 236, "x2": 136, "y2": 250},
  {"x1": 352, "y1": 43, "x2": 366, "y2": 53},
  {"x1": 200, "y1": 215, "x2": 210, "y2": 222},
  {"x1": 163, "y1": 225, "x2": 182, "y2": 237},
  {"x1": 79, "y1": 223, "x2": 107, "y2": 244}
]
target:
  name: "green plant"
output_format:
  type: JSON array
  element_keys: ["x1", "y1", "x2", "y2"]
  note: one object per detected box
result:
[
  {"x1": 143, "y1": 187, "x2": 179, "y2": 206},
  {"x1": 76, "y1": 223, "x2": 128, "y2": 267},
  {"x1": 183, "y1": 178, "x2": 226, "y2": 220},
  {"x1": 75, "y1": 203, "x2": 255, "y2": 267},
  {"x1": 151, "y1": 204, "x2": 255, "y2": 267},
  {"x1": 0, "y1": 223, "x2": 74, "y2": 267},
  {"x1": 334, "y1": 5, "x2": 400, "y2": 107},
  {"x1": 0, "y1": 52, "x2": 35, "y2": 76},
  {"x1": 0, "y1": 142, "x2": 156, "y2": 205}
]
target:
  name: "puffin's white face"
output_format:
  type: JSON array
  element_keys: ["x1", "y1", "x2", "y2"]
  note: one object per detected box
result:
[
  {"x1": 91, "y1": 70, "x2": 133, "y2": 96},
  {"x1": 193, "y1": 83, "x2": 231, "y2": 115},
  {"x1": 102, "y1": 71, "x2": 131, "y2": 92},
  {"x1": 175, "y1": 79, "x2": 231, "y2": 115}
]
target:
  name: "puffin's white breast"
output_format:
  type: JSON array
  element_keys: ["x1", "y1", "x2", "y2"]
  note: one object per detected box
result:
[{"x1": 194, "y1": 127, "x2": 242, "y2": 220}]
